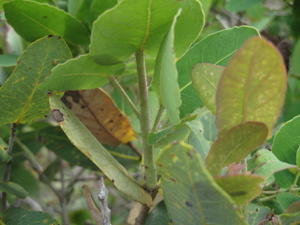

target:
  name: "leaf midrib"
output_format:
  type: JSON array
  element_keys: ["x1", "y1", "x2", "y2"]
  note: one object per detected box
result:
[
  {"x1": 139, "y1": 0, "x2": 153, "y2": 50},
  {"x1": 8, "y1": 4, "x2": 77, "y2": 46},
  {"x1": 16, "y1": 44, "x2": 50, "y2": 123}
]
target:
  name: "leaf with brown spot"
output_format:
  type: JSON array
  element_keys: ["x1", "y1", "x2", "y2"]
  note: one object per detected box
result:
[
  {"x1": 49, "y1": 94, "x2": 152, "y2": 205},
  {"x1": 61, "y1": 88, "x2": 136, "y2": 146}
]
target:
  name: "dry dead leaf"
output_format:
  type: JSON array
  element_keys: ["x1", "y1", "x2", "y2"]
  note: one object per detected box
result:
[{"x1": 61, "y1": 88, "x2": 136, "y2": 146}]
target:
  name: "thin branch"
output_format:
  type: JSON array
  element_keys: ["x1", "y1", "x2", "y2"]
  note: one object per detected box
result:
[
  {"x1": 110, "y1": 76, "x2": 140, "y2": 119},
  {"x1": 16, "y1": 139, "x2": 62, "y2": 199},
  {"x1": 59, "y1": 162, "x2": 70, "y2": 225},
  {"x1": 1, "y1": 123, "x2": 17, "y2": 210},
  {"x1": 97, "y1": 177, "x2": 112, "y2": 225},
  {"x1": 66, "y1": 168, "x2": 85, "y2": 193},
  {"x1": 135, "y1": 50, "x2": 157, "y2": 190},
  {"x1": 65, "y1": 168, "x2": 85, "y2": 203},
  {"x1": 17, "y1": 139, "x2": 71, "y2": 224},
  {"x1": 83, "y1": 185, "x2": 103, "y2": 225},
  {"x1": 259, "y1": 187, "x2": 300, "y2": 202}
]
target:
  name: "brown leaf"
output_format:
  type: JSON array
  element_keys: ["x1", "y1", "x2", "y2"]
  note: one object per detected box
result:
[{"x1": 61, "y1": 88, "x2": 136, "y2": 146}]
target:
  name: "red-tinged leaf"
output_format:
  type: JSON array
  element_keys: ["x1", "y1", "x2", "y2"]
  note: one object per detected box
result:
[
  {"x1": 216, "y1": 37, "x2": 287, "y2": 137},
  {"x1": 215, "y1": 174, "x2": 264, "y2": 206}
]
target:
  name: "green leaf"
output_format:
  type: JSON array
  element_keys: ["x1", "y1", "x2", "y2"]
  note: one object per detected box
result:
[
  {"x1": 4, "y1": 208, "x2": 58, "y2": 225},
  {"x1": 89, "y1": 0, "x2": 118, "y2": 24},
  {"x1": 246, "y1": 204, "x2": 271, "y2": 225},
  {"x1": 277, "y1": 192, "x2": 300, "y2": 211},
  {"x1": 43, "y1": 54, "x2": 124, "y2": 91},
  {"x1": 0, "y1": 36, "x2": 71, "y2": 125},
  {"x1": 198, "y1": 110, "x2": 217, "y2": 142},
  {"x1": 0, "y1": 137, "x2": 8, "y2": 151},
  {"x1": 192, "y1": 63, "x2": 224, "y2": 114},
  {"x1": 275, "y1": 170, "x2": 296, "y2": 189},
  {"x1": 153, "y1": 124, "x2": 190, "y2": 160},
  {"x1": 153, "y1": 10, "x2": 181, "y2": 125},
  {"x1": 215, "y1": 174, "x2": 264, "y2": 206},
  {"x1": 273, "y1": 115, "x2": 300, "y2": 164},
  {"x1": 0, "y1": 181, "x2": 29, "y2": 198},
  {"x1": 155, "y1": 125, "x2": 190, "y2": 149},
  {"x1": 186, "y1": 118, "x2": 211, "y2": 158},
  {"x1": 250, "y1": 149, "x2": 295, "y2": 180},
  {"x1": 4, "y1": 0, "x2": 90, "y2": 45},
  {"x1": 177, "y1": 26, "x2": 259, "y2": 117},
  {"x1": 200, "y1": 0, "x2": 212, "y2": 16},
  {"x1": 280, "y1": 212, "x2": 300, "y2": 225},
  {"x1": 216, "y1": 37, "x2": 287, "y2": 137},
  {"x1": 0, "y1": 149, "x2": 11, "y2": 163},
  {"x1": 0, "y1": 54, "x2": 18, "y2": 67},
  {"x1": 289, "y1": 39, "x2": 300, "y2": 77},
  {"x1": 11, "y1": 163, "x2": 40, "y2": 196},
  {"x1": 206, "y1": 122, "x2": 268, "y2": 176},
  {"x1": 144, "y1": 202, "x2": 169, "y2": 225},
  {"x1": 296, "y1": 146, "x2": 300, "y2": 168},
  {"x1": 157, "y1": 142, "x2": 247, "y2": 225},
  {"x1": 225, "y1": 0, "x2": 262, "y2": 13},
  {"x1": 49, "y1": 94, "x2": 152, "y2": 206},
  {"x1": 67, "y1": 0, "x2": 92, "y2": 22},
  {"x1": 90, "y1": 0, "x2": 204, "y2": 64},
  {"x1": 0, "y1": 137, "x2": 11, "y2": 163}
]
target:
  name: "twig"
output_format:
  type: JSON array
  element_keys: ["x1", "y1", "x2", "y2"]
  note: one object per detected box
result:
[
  {"x1": 259, "y1": 187, "x2": 300, "y2": 202},
  {"x1": 1, "y1": 123, "x2": 17, "y2": 210},
  {"x1": 110, "y1": 76, "x2": 140, "y2": 119},
  {"x1": 16, "y1": 139, "x2": 62, "y2": 199},
  {"x1": 83, "y1": 185, "x2": 103, "y2": 225},
  {"x1": 65, "y1": 168, "x2": 85, "y2": 203},
  {"x1": 16, "y1": 139, "x2": 71, "y2": 224},
  {"x1": 59, "y1": 162, "x2": 70, "y2": 225},
  {"x1": 135, "y1": 50, "x2": 157, "y2": 189},
  {"x1": 262, "y1": 187, "x2": 300, "y2": 195},
  {"x1": 97, "y1": 177, "x2": 112, "y2": 225}
]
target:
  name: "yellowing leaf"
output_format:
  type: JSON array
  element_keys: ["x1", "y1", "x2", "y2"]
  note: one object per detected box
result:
[
  {"x1": 49, "y1": 94, "x2": 152, "y2": 205},
  {"x1": 216, "y1": 37, "x2": 287, "y2": 137},
  {"x1": 61, "y1": 88, "x2": 136, "y2": 146},
  {"x1": 192, "y1": 63, "x2": 224, "y2": 114}
]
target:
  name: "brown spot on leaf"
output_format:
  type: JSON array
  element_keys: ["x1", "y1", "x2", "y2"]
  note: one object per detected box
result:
[
  {"x1": 51, "y1": 109, "x2": 64, "y2": 122},
  {"x1": 185, "y1": 201, "x2": 193, "y2": 207}
]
